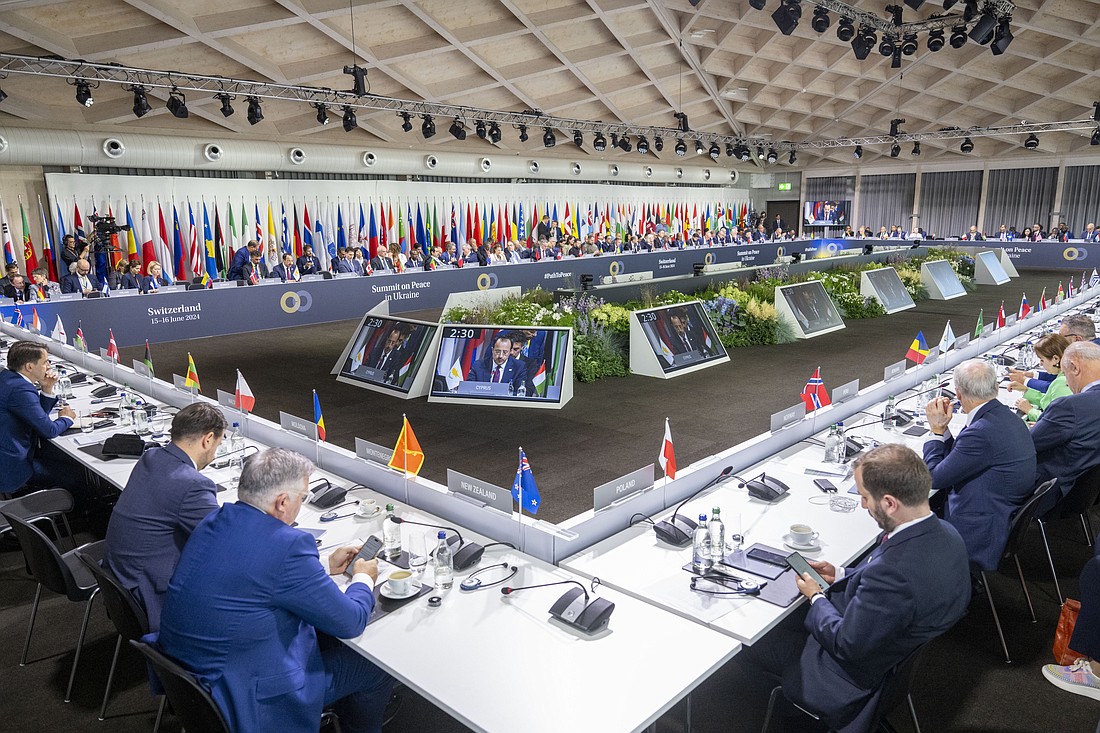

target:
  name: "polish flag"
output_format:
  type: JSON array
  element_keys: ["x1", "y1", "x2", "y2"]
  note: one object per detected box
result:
[
  {"x1": 235, "y1": 370, "x2": 256, "y2": 412},
  {"x1": 658, "y1": 418, "x2": 676, "y2": 480}
]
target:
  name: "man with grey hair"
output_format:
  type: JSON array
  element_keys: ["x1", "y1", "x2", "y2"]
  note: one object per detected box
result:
[
  {"x1": 1009, "y1": 314, "x2": 1100, "y2": 394},
  {"x1": 156, "y1": 448, "x2": 393, "y2": 733},
  {"x1": 923, "y1": 359, "x2": 1035, "y2": 570},
  {"x1": 1031, "y1": 342, "x2": 1100, "y2": 514}
]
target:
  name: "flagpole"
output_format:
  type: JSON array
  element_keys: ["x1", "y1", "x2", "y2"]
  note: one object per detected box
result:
[
  {"x1": 401, "y1": 413, "x2": 410, "y2": 505},
  {"x1": 516, "y1": 446, "x2": 526, "y2": 552}
]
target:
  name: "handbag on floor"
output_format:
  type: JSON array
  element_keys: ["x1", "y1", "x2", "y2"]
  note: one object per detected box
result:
[{"x1": 1054, "y1": 598, "x2": 1084, "y2": 665}]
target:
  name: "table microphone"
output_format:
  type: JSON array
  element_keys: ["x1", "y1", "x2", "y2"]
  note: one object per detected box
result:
[
  {"x1": 501, "y1": 580, "x2": 614, "y2": 634},
  {"x1": 652, "y1": 466, "x2": 733, "y2": 547},
  {"x1": 210, "y1": 444, "x2": 259, "y2": 469},
  {"x1": 391, "y1": 517, "x2": 483, "y2": 570}
]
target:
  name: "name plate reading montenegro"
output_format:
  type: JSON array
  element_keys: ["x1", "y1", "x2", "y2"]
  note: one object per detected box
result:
[
  {"x1": 447, "y1": 470, "x2": 512, "y2": 513},
  {"x1": 770, "y1": 402, "x2": 807, "y2": 432},
  {"x1": 355, "y1": 437, "x2": 394, "y2": 466},
  {"x1": 593, "y1": 464, "x2": 654, "y2": 512},
  {"x1": 279, "y1": 411, "x2": 318, "y2": 441}
]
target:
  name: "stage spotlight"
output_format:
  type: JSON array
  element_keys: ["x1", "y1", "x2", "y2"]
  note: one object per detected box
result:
[
  {"x1": 74, "y1": 79, "x2": 94, "y2": 107},
  {"x1": 766, "y1": 148, "x2": 778, "y2": 164},
  {"x1": 963, "y1": 0, "x2": 978, "y2": 22},
  {"x1": 314, "y1": 103, "x2": 329, "y2": 125},
  {"x1": 960, "y1": 137, "x2": 974, "y2": 153},
  {"x1": 610, "y1": 132, "x2": 619, "y2": 149},
  {"x1": 573, "y1": 130, "x2": 584, "y2": 147},
  {"x1": 890, "y1": 118, "x2": 904, "y2": 137},
  {"x1": 991, "y1": 17, "x2": 1013, "y2": 55},
  {"x1": 811, "y1": 6, "x2": 830, "y2": 33},
  {"x1": 637, "y1": 136, "x2": 650, "y2": 154},
  {"x1": 618, "y1": 135, "x2": 632, "y2": 152},
  {"x1": 852, "y1": 27, "x2": 876, "y2": 59},
  {"x1": 726, "y1": 142, "x2": 735, "y2": 157},
  {"x1": 879, "y1": 36, "x2": 896, "y2": 57},
  {"x1": 341, "y1": 106, "x2": 357, "y2": 132},
  {"x1": 949, "y1": 25, "x2": 968, "y2": 48},
  {"x1": 543, "y1": 127, "x2": 556, "y2": 148},
  {"x1": 517, "y1": 124, "x2": 528, "y2": 143},
  {"x1": 788, "y1": 150, "x2": 797, "y2": 164},
  {"x1": 399, "y1": 111, "x2": 412, "y2": 132},
  {"x1": 912, "y1": 141, "x2": 921, "y2": 155},
  {"x1": 476, "y1": 120, "x2": 487, "y2": 139},
  {"x1": 885, "y1": 4, "x2": 903, "y2": 25},
  {"x1": 166, "y1": 88, "x2": 188, "y2": 119},
  {"x1": 927, "y1": 28, "x2": 945, "y2": 51},
  {"x1": 901, "y1": 33, "x2": 918, "y2": 55},
  {"x1": 853, "y1": 145, "x2": 863, "y2": 159},
  {"x1": 738, "y1": 145, "x2": 752, "y2": 162},
  {"x1": 890, "y1": 143, "x2": 901, "y2": 158},
  {"x1": 1024, "y1": 133, "x2": 1039, "y2": 150},
  {"x1": 488, "y1": 122, "x2": 501, "y2": 143},
  {"x1": 695, "y1": 140, "x2": 705, "y2": 155},
  {"x1": 246, "y1": 96, "x2": 263, "y2": 125},
  {"x1": 709, "y1": 142, "x2": 721, "y2": 160},
  {"x1": 654, "y1": 136, "x2": 664, "y2": 152},
  {"x1": 449, "y1": 119, "x2": 466, "y2": 140},
  {"x1": 1091, "y1": 128, "x2": 1100, "y2": 146},
  {"x1": 675, "y1": 112, "x2": 690, "y2": 132},
  {"x1": 216, "y1": 93, "x2": 234, "y2": 117},
  {"x1": 131, "y1": 86, "x2": 151, "y2": 118},
  {"x1": 969, "y1": 10, "x2": 997, "y2": 44},
  {"x1": 422, "y1": 115, "x2": 436, "y2": 138},
  {"x1": 675, "y1": 138, "x2": 687, "y2": 156},
  {"x1": 837, "y1": 17, "x2": 855, "y2": 42},
  {"x1": 756, "y1": 146, "x2": 765, "y2": 160},
  {"x1": 593, "y1": 132, "x2": 607, "y2": 151},
  {"x1": 771, "y1": 0, "x2": 802, "y2": 35}
]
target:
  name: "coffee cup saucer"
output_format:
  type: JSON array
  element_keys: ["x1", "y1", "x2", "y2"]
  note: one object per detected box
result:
[
  {"x1": 783, "y1": 534, "x2": 822, "y2": 551},
  {"x1": 379, "y1": 579, "x2": 422, "y2": 600}
]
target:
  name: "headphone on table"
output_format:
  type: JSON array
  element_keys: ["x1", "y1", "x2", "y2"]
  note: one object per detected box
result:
[{"x1": 459, "y1": 562, "x2": 519, "y2": 591}]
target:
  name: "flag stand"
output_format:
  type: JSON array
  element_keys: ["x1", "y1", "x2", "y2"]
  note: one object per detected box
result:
[
  {"x1": 516, "y1": 446, "x2": 526, "y2": 553},
  {"x1": 401, "y1": 412, "x2": 410, "y2": 505}
]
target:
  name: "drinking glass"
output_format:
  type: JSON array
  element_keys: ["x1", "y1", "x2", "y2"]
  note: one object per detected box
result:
[
  {"x1": 408, "y1": 532, "x2": 428, "y2": 575},
  {"x1": 80, "y1": 411, "x2": 94, "y2": 434}
]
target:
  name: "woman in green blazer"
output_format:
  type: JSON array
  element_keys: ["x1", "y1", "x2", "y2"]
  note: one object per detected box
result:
[{"x1": 1011, "y1": 333, "x2": 1073, "y2": 423}]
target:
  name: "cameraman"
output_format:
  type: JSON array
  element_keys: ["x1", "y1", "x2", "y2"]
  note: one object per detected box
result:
[{"x1": 60, "y1": 234, "x2": 90, "y2": 274}]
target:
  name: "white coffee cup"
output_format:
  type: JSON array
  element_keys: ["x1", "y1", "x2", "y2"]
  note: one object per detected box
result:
[
  {"x1": 388, "y1": 570, "x2": 414, "y2": 595},
  {"x1": 790, "y1": 524, "x2": 819, "y2": 546},
  {"x1": 356, "y1": 499, "x2": 379, "y2": 518}
]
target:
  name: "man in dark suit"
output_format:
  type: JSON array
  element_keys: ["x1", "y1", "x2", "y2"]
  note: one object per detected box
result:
[
  {"x1": 1031, "y1": 341, "x2": 1100, "y2": 513},
  {"x1": 535, "y1": 215, "x2": 552, "y2": 242},
  {"x1": 241, "y1": 251, "x2": 269, "y2": 284},
  {"x1": 771, "y1": 213, "x2": 786, "y2": 235},
  {"x1": 365, "y1": 328, "x2": 404, "y2": 382},
  {"x1": 296, "y1": 244, "x2": 322, "y2": 275},
  {"x1": 272, "y1": 253, "x2": 300, "y2": 282},
  {"x1": 0, "y1": 341, "x2": 77, "y2": 496},
  {"x1": 104, "y1": 403, "x2": 226, "y2": 630},
  {"x1": 2, "y1": 272, "x2": 31, "y2": 302},
  {"x1": 667, "y1": 307, "x2": 710, "y2": 356},
  {"x1": 468, "y1": 334, "x2": 528, "y2": 394},
  {"x1": 1083, "y1": 223, "x2": 1098, "y2": 242},
  {"x1": 1009, "y1": 315, "x2": 1100, "y2": 394},
  {"x1": 226, "y1": 240, "x2": 260, "y2": 281},
  {"x1": 155, "y1": 448, "x2": 393, "y2": 733},
  {"x1": 61, "y1": 259, "x2": 96, "y2": 297},
  {"x1": 369, "y1": 249, "x2": 397, "y2": 273},
  {"x1": 759, "y1": 444, "x2": 970, "y2": 731},
  {"x1": 922, "y1": 360, "x2": 1036, "y2": 570}
]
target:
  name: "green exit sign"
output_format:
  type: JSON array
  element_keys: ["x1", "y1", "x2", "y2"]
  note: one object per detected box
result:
[{"x1": 777, "y1": 182, "x2": 792, "y2": 191}]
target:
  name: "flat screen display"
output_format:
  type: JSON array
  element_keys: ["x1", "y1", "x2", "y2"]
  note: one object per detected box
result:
[
  {"x1": 337, "y1": 316, "x2": 437, "y2": 394},
  {"x1": 803, "y1": 200, "x2": 850, "y2": 227},
  {"x1": 634, "y1": 302, "x2": 728, "y2": 374},
  {"x1": 429, "y1": 326, "x2": 572, "y2": 403},
  {"x1": 863, "y1": 267, "x2": 915, "y2": 313},
  {"x1": 924, "y1": 259, "x2": 966, "y2": 299},
  {"x1": 977, "y1": 250, "x2": 1010, "y2": 284},
  {"x1": 777, "y1": 281, "x2": 845, "y2": 335}
]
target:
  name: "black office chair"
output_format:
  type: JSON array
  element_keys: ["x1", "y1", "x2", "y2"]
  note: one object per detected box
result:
[
  {"x1": 0, "y1": 488, "x2": 76, "y2": 549},
  {"x1": 761, "y1": 641, "x2": 931, "y2": 733},
  {"x1": 75, "y1": 547, "x2": 153, "y2": 721},
  {"x1": 1, "y1": 510, "x2": 100, "y2": 703},
  {"x1": 1036, "y1": 464, "x2": 1100, "y2": 603},
  {"x1": 130, "y1": 640, "x2": 230, "y2": 733},
  {"x1": 978, "y1": 478, "x2": 1057, "y2": 664}
]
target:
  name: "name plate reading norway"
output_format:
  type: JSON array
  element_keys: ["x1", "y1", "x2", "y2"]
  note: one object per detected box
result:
[
  {"x1": 593, "y1": 464, "x2": 653, "y2": 512},
  {"x1": 355, "y1": 437, "x2": 394, "y2": 466},
  {"x1": 447, "y1": 469, "x2": 512, "y2": 513},
  {"x1": 770, "y1": 402, "x2": 807, "y2": 432},
  {"x1": 884, "y1": 359, "x2": 906, "y2": 382},
  {"x1": 279, "y1": 411, "x2": 318, "y2": 441}
]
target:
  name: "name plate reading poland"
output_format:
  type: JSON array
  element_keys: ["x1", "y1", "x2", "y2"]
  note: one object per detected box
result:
[
  {"x1": 447, "y1": 470, "x2": 512, "y2": 513},
  {"x1": 280, "y1": 411, "x2": 318, "y2": 441},
  {"x1": 355, "y1": 437, "x2": 394, "y2": 466},
  {"x1": 594, "y1": 464, "x2": 654, "y2": 512},
  {"x1": 770, "y1": 402, "x2": 807, "y2": 432}
]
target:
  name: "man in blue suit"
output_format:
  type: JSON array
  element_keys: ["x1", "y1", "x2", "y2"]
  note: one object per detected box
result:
[
  {"x1": 296, "y1": 244, "x2": 322, "y2": 275},
  {"x1": 156, "y1": 448, "x2": 393, "y2": 733},
  {"x1": 1031, "y1": 341, "x2": 1100, "y2": 514},
  {"x1": 468, "y1": 334, "x2": 527, "y2": 395},
  {"x1": 226, "y1": 240, "x2": 259, "y2": 281},
  {"x1": 0, "y1": 341, "x2": 76, "y2": 495},
  {"x1": 61, "y1": 259, "x2": 96, "y2": 297},
  {"x1": 103, "y1": 403, "x2": 226, "y2": 631},
  {"x1": 923, "y1": 359, "x2": 1036, "y2": 570},
  {"x1": 758, "y1": 445, "x2": 970, "y2": 731}
]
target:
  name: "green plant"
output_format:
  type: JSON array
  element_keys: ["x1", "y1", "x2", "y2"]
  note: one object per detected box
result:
[
  {"x1": 835, "y1": 291, "x2": 886, "y2": 319},
  {"x1": 573, "y1": 329, "x2": 629, "y2": 382}
]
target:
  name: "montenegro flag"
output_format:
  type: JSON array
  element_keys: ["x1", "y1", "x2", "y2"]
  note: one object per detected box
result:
[
  {"x1": 906, "y1": 331, "x2": 929, "y2": 364},
  {"x1": 388, "y1": 416, "x2": 424, "y2": 475}
]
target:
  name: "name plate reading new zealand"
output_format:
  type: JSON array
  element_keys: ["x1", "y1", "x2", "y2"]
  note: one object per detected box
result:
[
  {"x1": 279, "y1": 411, "x2": 318, "y2": 441},
  {"x1": 447, "y1": 469, "x2": 512, "y2": 513},
  {"x1": 954, "y1": 333, "x2": 971, "y2": 351},
  {"x1": 831, "y1": 379, "x2": 859, "y2": 404},
  {"x1": 132, "y1": 359, "x2": 152, "y2": 379},
  {"x1": 593, "y1": 465, "x2": 654, "y2": 512},
  {"x1": 770, "y1": 402, "x2": 807, "y2": 432},
  {"x1": 355, "y1": 437, "x2": 394, "y2": 466},
  {"x1": 216, "y1": 389, "x2": 237, "y2": 409},
  {"x1": 1006, "y1": 313, "x2": 1018, "y2": 326},
  {"x1": 884, "y1": 359, "x2": 906, "y2": 382}
]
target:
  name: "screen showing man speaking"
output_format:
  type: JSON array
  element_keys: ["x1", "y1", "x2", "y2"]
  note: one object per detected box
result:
[
  {"x1": 338, "y1": 317, "x2": 437, "y2": 394},
  {"x1": 430, "y1": 326, "x2": 572, "y2": 403},
  {"x1": 635, "y1": 302, "x2": 728, "y2": 374}
]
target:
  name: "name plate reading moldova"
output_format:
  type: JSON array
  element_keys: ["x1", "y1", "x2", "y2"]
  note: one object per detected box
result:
[
  {"x1": 593, "y1": 465, "x2": 654, "y2": 512},
  {"x1": 280, "y1": 411, "x2": 319, "y2": 441},
  {"x1": 447, "y1": 469, "x2": 512, "y2": 513}
]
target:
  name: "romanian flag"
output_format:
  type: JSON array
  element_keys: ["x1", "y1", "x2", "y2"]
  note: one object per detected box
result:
[
  {"x1": 106, "y1": 329, "x2": 119, "y2": 361},
  {"x1": 906, "y1": 331, "x2": 930, "y2": 364},
  {"x1": 388, "y1": 415, "x2": 425, "y2": 475},
  {"x1": 143, "y1": 340, "x2": 154, "y2": 376},
  {"x1": 185, "y1": 352, "x2": 201, "y2": 391},
  {"x1": 313, "y1": 390, "x2": 326, "y2": 441}
]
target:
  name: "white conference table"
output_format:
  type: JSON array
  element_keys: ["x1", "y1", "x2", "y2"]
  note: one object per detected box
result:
[{"x1": 26, "y1": 348, "x2": 741, "y2": 733}]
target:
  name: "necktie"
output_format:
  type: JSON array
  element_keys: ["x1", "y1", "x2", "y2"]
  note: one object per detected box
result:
[
  {"x1": 682, "y1": 335, "x2": 691, "y2": 351},
  {"x1": 492, "y1": 366, "x2": 502, "y2": 383}
]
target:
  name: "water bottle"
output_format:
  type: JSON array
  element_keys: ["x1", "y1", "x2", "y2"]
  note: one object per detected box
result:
[
  {"x1": 132, "y1": 398, "x2": 150, "y2": 434},
  {"x1": 823, "y1": 424, "x2": 842, "y2": 463},
  {"x1": 517, "y1": 383, "x2": 527, "y2": 397},
  {"x1": 228, "y1": 422, "x2": 245, "y2": 473},
  {"x1": 382, "y1": 503, "x2": 401, "y2": 560},
  {"x1": 692, "y1": 515, "x2": 713, "y2": 573},
  {"x1": 118, "y1": 388, "x2": 133, "y2": 426},
  {"x1": 58, "y1": 372, "x2": 72, "y2": 399},
  {"x1": 708, "y1": 507, "x2": 726, "y2": 560},
  {"x1": 835, "y1": 422, "x2": 847, "y2": 461},
  {"x1": 883, "y1": 396, "x2": 897, "y2": 431},
  {"x1": 433, "y1": 531, "x2": 454, "y2": 589}
]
